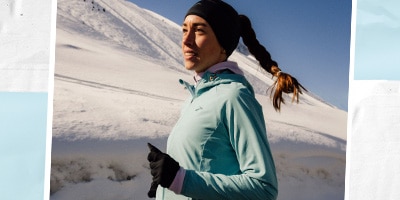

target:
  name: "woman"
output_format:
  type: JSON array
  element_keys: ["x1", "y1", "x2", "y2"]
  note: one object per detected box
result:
[{"x1": 147, "y1": 0, "x2": 303, "y2": 199}]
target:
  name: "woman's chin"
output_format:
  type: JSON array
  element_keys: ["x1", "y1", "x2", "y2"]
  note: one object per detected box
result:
[{"x1": 183, "y1": 63, "x2": 196, "y2": 71}]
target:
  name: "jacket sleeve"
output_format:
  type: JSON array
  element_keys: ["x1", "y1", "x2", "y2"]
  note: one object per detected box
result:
[{"x1": 180, "y1": 88, "x2": 278, "y2": 200}]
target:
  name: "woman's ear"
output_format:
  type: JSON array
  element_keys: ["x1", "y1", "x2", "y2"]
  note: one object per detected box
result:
[
  {"x1": 220, "y1": 48, "x2": 228, "y2": 61},
  {"x1": 221, "y1": 49, "x2": 226, "y2": 54}
]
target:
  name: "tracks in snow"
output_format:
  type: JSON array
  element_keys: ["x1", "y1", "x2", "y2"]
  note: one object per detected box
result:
[{"x1": 55, "y1": 73, "x2": 183, "y2": 102}]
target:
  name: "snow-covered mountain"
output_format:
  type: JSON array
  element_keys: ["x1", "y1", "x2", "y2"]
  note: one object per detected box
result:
[{"x1": 51, "y1": 0, "x2": 347, "y2": 199}]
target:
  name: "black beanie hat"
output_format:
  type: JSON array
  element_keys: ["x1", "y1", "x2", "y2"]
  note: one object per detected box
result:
[{"x1": 185, "y1": 0, "x2": 240, "y2": 57}]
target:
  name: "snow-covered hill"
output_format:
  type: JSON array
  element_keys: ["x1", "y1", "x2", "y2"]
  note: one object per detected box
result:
[{"x1": 51, "y1": 0, "x2": 347, "y2": 199}]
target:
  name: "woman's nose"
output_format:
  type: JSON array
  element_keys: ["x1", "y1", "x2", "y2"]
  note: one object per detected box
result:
[{"x1": 183, "y1": 31, "x2": 194, "y2": 46}]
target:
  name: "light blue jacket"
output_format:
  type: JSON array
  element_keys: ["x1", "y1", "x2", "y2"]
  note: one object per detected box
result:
[{"x1": 156, "y1": 69, "x2": 278, "y2": 200}]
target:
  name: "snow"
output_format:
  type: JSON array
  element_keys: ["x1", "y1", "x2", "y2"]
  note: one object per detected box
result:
[{"x1": 51, "y1": 0, "x2": 347, "y2": 199}]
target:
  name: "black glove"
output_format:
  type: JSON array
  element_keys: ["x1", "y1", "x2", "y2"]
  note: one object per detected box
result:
[{"x1": 147, "y1": 143, "x2": 180, "y2": 198}]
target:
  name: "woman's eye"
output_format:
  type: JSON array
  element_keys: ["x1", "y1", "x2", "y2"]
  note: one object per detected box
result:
[{"x1": 196, "y1": 28, "x2": 205, "y2": 33}]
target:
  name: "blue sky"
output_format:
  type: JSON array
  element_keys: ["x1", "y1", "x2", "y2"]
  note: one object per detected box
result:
[{"x1": 129, "y1": 0, "x2": 352, "y2": 111}]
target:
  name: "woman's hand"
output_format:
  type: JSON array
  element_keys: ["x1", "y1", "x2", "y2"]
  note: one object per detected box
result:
[{"x1": 147, "y1": 143, "x2": 180, "y2": 198}]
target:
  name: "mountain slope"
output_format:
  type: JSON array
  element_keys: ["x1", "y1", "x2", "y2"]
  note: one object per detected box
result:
[{"x1": 57, "y1": 0, "x2": 184, "y2": 71}]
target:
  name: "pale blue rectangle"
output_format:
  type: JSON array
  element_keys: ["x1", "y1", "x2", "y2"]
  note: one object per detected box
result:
[
  {"x1": 354, "y1": 0, "x2": 400, "y2": 80},
  {"x1": 0, "y1": 92, "x2": 48, "y2": 200}
]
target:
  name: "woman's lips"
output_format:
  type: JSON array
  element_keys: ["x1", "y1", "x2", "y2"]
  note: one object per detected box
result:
[{"x1": 184, "y1": 50, "x2": 198, "y2": 60}]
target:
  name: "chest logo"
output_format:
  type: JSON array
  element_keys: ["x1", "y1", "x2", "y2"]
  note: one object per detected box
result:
[{"x1": 195, "y1": 106, "x2": 203, "y2": 111}]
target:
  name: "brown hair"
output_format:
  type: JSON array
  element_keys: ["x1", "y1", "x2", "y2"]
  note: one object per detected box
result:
[{"x1": 239, "y1": 15, "x2": 306, "y2": 111}]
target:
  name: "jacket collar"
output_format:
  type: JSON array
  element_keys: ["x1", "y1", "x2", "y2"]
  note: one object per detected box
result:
[
  {"x1": 194, "y1": 61, "x2": 244, "y2": 83},
  {"x1": 180, "y1": 62, "x2": 254, "y2": 99}
]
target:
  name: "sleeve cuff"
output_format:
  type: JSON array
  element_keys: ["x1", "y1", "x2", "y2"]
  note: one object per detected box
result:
[{"x1": 168, "y1": 167, "x2": 186, "y2": 194}]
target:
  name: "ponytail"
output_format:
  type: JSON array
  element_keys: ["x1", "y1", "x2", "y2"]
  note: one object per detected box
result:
[{"x1": 239, "y1": 15, "x2": 306, "y2": 111}]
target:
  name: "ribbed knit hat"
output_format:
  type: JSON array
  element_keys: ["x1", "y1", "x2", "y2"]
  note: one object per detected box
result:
[{"x1": 185, "y1": 0, "x2": 240, "y2": 57}]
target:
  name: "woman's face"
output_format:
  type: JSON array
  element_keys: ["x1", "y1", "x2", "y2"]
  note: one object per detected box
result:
[{"x1": 182, "y1": 15, "x2": 226, "y2": 73}]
